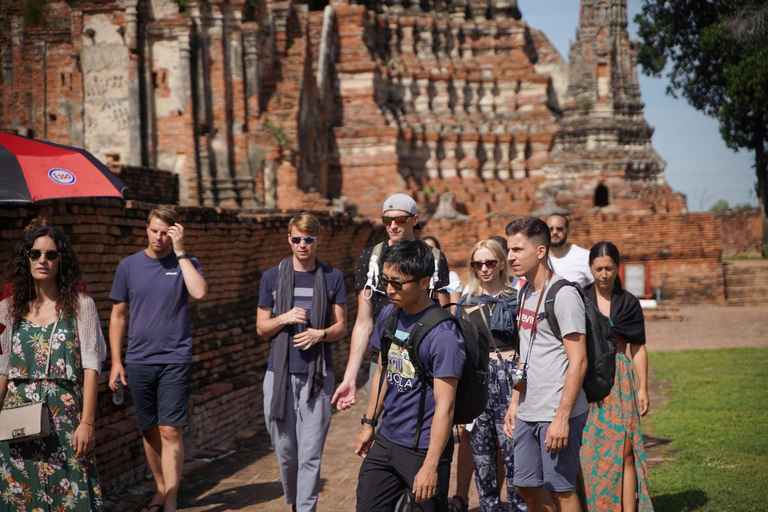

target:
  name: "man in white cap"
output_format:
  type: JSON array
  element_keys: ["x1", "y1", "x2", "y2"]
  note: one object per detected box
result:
[{"x1": 331, "y1": 193, "x2": 450, "y2": 411}]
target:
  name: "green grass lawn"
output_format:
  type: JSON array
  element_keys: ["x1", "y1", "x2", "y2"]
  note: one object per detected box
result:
[{"x1": 646, "y1": 348, "x2": 768, "y2": 511}]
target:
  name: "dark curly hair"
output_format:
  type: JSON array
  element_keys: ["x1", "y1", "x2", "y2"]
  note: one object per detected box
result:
[{"x1": 5, "y1": 222, "x2": 82, "y2": 327}]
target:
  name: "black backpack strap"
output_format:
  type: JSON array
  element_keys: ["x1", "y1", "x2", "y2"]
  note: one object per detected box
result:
[
  {"x1": 404, "y1": 306, "x2": 456, "y2": 450},
  {"x1": 372, "y1": 307, "x2": 402, "y2": 423},
  {"x1": 543, "y1": 279, "x2": 576, "y2": 341}
]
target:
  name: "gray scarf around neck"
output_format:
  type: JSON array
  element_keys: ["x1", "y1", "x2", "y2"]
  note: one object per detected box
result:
[{"x1": 270, "y1": 256, "x2": 329, "y2": 423}]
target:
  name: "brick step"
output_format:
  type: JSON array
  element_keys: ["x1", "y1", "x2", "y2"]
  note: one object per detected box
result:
[
  {"x1": 724, "y1": 286, "x2": 768, "y2": 300},
  {"x1": 724, "y1": 271, "x2": 768, "y2": 281},
  {"x1": 724, "y1": 275, "x2": 768, "y2": 286},
  {"x1": 727, "y1": 298, "x2": 768, "y2": 307}
]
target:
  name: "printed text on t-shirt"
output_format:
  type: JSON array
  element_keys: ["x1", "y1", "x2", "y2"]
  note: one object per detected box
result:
[{"x1": 520, "y1": 308, "x2": 537, "y2": 331}]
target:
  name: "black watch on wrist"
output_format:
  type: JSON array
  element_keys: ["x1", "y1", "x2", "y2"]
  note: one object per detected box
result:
[
  {"x1": 361, "y1": 415, "x2": 378, "y2": 427},
  {"x1": 177, "y1": 253, "x2": 191, "y2": 260}
]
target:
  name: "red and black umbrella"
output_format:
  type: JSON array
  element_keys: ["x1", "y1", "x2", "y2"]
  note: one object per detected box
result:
[{"x1": 0, "y1": 131, "x2": 127, "y2": 204}]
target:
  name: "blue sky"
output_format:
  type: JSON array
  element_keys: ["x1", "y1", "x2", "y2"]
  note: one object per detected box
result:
[{"x1": 520, "y1": 0, "x2": 757, "y2": 212}]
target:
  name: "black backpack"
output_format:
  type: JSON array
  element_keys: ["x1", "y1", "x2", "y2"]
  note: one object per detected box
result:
[
  {"x1": 377, "y1": 305, "x2": 490, "y2": 449},
  {"x1": 526, "y1": 280, "x2": 616, "y2": 402}
]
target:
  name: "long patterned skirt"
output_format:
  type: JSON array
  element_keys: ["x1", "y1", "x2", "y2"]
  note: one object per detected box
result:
[
  {"x1": 579, "y1": 351, "x2": 653, "y2": 511},
  {"x1": 0, "y1": 379, "x2": 103, "y2": 511}
]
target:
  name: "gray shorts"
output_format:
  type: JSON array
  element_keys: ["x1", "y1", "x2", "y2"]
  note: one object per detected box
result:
[{"x1": 513, "y1": 411, "x2": 588, "y2": 492}]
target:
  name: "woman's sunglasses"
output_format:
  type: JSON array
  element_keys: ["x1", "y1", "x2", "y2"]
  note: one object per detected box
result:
[
  {"x1": 290, "y1": 236, "x2": 316, "y2": 245},
  {"x1": 28, "y1": 249, "x2": 60, "y2": 261},
  {"x1": 381, "y1": 215, "x2": 412, "y2": 226},
  {"x1": 379, "y1": 275, "x2": 424, "y2": 291},
  {"x1": 470, "y1": 259, "x2": 499, "y2": 271}
]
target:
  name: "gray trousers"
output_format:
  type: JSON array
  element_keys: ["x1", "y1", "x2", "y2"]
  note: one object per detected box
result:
[{"x1": 264, "y1": 370, "x2": 333, "y2": 512}]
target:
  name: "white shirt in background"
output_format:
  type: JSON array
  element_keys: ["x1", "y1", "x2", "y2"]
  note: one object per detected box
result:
[{"x1": 548, "y1": 244, "x2": 594, "y2": 288}]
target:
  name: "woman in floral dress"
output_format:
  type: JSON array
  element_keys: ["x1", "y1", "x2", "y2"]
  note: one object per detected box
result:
[
  {"x1": 580, "y1": 242, "x2": 653, "y2": 511},
  {"x1": 0, "y1": 221, "x2": 106, "y2": 511}
]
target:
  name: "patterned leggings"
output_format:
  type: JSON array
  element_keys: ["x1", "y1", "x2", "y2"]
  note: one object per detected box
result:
[{"x1": 469, "y1": 357, "x2": 527, "y2": 512}]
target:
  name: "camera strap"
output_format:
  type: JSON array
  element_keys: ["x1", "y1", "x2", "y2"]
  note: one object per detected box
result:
[{"x1": 517, "y1": 273, "x2": 551, "y2": 373}]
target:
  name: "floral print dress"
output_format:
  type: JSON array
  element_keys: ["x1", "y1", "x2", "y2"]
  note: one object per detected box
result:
[{"x1": 0, "y1": 316, "x2": 103, "y2": 511}]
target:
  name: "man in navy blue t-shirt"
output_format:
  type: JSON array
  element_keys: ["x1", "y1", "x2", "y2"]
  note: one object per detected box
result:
[
  {"x1": 109, "y1": 205, "x2": 208, "y2": 512},
  {"x1": 257, "y1": 213, "x2": 347, "y2": 512},
  {"x1": 355, "y1": 239, "x2": 465, "y2": 512}
]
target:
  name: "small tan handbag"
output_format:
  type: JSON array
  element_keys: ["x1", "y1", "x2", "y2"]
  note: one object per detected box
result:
[
  {"x1": 0, "y1": 317, "x2": 59, "y2": 443},
  {"x1": 0, "y1": 402, "x2": 51, "y2": 443}
]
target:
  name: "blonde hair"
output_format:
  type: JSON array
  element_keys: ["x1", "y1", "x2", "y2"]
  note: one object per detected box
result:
[
  {"x1": 288, "y1": 213, "x2": 320, "y2": 236},
  {"x1": 466, "y1": 239, "x2": 514, "y2": 300}
]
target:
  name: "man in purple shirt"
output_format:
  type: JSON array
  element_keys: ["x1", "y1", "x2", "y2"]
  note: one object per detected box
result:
[
  {"x1": 355, "y1": 239, "x2": 464, "y2": 511},
  {"x1": 109, "y1": 205, "x2": 208, "y2": 512}
]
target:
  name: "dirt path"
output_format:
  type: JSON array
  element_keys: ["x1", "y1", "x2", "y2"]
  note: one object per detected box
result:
[{"x1": 114, "y1": 306, "x2": 767, "y2": 512}]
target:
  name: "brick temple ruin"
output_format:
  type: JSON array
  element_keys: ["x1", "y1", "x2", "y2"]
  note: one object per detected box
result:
[
  {"x1": 0, "y1": 0, "x2": 763, "y2": 496},
  {"x1": 0, "y1": 0, "x2": 686, "y2": 215}
]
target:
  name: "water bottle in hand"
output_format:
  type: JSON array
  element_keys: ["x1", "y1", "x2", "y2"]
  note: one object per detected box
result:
[{"x1": 113, "y1": 377, "x2": 124, "y2": 406}]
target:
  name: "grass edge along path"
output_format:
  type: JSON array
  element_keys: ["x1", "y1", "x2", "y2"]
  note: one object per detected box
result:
[{"x1": 645, "y1": 348, "x2": 768, "y2": 511}]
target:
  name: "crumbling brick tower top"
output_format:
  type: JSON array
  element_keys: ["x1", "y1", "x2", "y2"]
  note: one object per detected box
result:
[{"x1": 541, "y1": 0, "x2": 686, "y2": 215}]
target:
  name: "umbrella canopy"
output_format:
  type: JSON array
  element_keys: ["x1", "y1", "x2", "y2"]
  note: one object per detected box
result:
[{"x1": 0, "y1": 131, "x2": 127, "y2": 204}]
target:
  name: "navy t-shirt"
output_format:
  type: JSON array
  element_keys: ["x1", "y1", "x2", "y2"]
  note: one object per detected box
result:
[
  {"x1": 258, "y1": 264, "x2": 347, "y2": 374},
  {"x1": 370, "y1": 304, "x2": 465, "y2": 449},
  {"x1": 110, "y1": 251, "x2": 204, "y2": 364}
]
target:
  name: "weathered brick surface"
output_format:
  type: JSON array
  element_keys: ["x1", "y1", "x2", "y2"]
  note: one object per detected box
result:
[
  {"x1": 116, "y1": 165, "x2": 180, "y2": 205},
  {"x1": 0, "y1": 198, "x2": 385, "y2": 495},
  {"x1": 421, "y1": 211, "x2": 724, "y2": 305},
  {"x1": 716, "y1": 208, "x2": 763, "y2": 257}
]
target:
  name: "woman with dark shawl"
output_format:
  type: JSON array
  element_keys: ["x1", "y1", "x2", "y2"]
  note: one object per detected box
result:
[{"x1": 580, "y1": 242, "x2": 653, "y2": 511}]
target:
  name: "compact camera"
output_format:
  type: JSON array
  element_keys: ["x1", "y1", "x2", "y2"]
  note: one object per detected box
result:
[{"x1": 509, "y1": 366, "x2": 527, "y2": 392}]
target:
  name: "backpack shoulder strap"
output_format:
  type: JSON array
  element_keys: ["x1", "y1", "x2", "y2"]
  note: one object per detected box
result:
[
  {"x1": 543, "y1": 279, "x2": 574, "y2": 341},
  {"x1": 406, "y1": 306, "x2": 456, "y2": 377},
  {"x1": 405, "y1": 305, "x2": 456, "y2": 451},
  {"x1": 363, "y1": 242, "x2": 387, "y2": 297},
  {"x1": 372, "y1": 306, "x2": 403, "y2": 422}
]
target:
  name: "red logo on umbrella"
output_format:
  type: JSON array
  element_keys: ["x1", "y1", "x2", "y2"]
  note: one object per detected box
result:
[{"x1": 48, "y1": 168, "x2": 77, "y2": 185}]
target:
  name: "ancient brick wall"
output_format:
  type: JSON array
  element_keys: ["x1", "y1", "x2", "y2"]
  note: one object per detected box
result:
[
  {"x1": 421, "y1": 211, "x2": 724, "y2": 304},
  {"x1": 717, "y1": 208, "x2": 764, "y2": 257},
  {"x1": 116, "y1": 165, "x2": 180, "y2": 205},
  {"x1": 0, "y1": 199, "x2": 384, "y2": 494}
]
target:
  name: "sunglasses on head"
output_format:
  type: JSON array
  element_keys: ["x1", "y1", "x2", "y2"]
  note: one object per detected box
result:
[
  {"x1": 28, "y1": 249, "x2": 60, "y2": 261},
  {"x1": 380, "y1": 274, "x2": 424, "y2": 291},
  {"x1": 382, "y1": 215, "x2": 413, "y2": 226},
  {"x1": 470, "y1": 259, "x2": 499, "y2": 271},
  {"x1": 290, "y1": 236, "x2": 316, "y2": 245},
  {"x1": 549, "y1": 226, "x2": 565, "y2": 233}
]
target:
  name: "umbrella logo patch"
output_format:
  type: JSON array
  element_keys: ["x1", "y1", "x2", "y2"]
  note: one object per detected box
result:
[{"x1": 48, "y1": 168, "x2": 76, "y2": 185}]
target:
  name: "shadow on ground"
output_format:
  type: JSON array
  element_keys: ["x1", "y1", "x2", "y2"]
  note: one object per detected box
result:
[
  {"x1": 182, "y1": 482, "x2": 284, "y2": 511},
  {"x1": 652, "y1": 489, "x2": 708, "y2": 511}
]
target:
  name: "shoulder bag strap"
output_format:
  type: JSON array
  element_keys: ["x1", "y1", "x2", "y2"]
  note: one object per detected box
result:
[{"x1": 44, "y1": 316, "x2": 61, "y2": 376}]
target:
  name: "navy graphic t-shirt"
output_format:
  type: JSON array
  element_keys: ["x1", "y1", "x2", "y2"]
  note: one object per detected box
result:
[
  {"x1": 370, "y1": 304, "x2": 465, "y2": 449},
  {"x1": 259, "y1": 264, "x2": 347, "y2": 374}
]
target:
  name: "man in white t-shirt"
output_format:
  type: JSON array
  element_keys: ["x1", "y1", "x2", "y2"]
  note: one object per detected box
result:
[{"x1": 546, "y1": 214, "x2": 594, "y2": 288}]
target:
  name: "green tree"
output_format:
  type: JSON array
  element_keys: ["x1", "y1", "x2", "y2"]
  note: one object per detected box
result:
[
  {"x1": 709, "y1": 199, "x2": 731, "y2": 213},
  {"x1": 635, "y1": 1, "x2": 768, "y2": 256}
]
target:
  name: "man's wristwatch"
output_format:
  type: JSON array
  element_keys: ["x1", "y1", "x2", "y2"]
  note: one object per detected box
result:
[
  {"x1": 176, "y1": 253, "x2": 191, "y2": 260},
  {"x1": 361, "y1": 415, "x2": 378, "y2": 427},
  {"x1": 321, "y1": 330, "x2": 327, "y2": 341}
]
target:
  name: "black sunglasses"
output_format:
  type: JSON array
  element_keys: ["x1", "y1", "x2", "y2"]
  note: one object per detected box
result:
[
  {"x1": 290, "y1": 236, "x2": 316, "y2": 245},
  {"x1": 28, "y1": 249, "x2": 60, "y2": 261},
  {"x1": 380, "y1": 275, "x2": 425, "y2": 291},
  {"x1": 470, "y1": 259, "x2": 499, "y2": 271}
]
